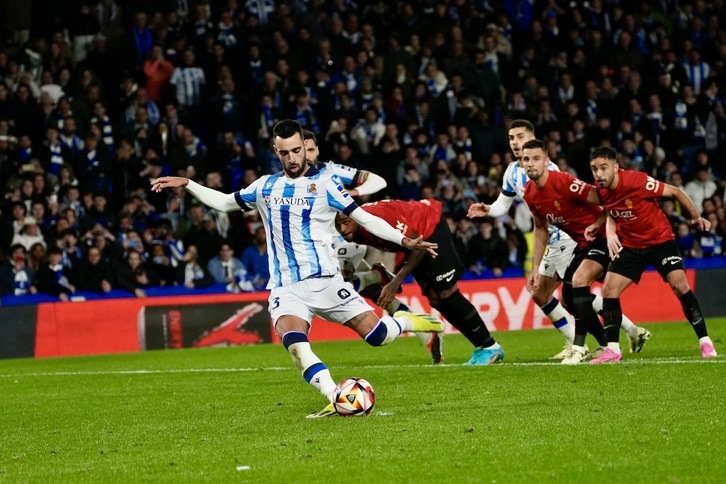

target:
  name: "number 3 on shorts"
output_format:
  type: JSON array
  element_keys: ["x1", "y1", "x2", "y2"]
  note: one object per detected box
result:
[{"x1": 270, "y1": 296, "x2": 280, "y2": 310}]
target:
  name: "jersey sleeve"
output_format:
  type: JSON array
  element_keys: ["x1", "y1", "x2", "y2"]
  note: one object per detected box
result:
[
  {"x1": 234, "y1": 177, "x2": 261, "y2": 210},
  {"x1": 501, "y1": 163, "x2": 517, "y2": 196},
  {"x1": 563, "y1": 173, "x2": 595, "y2": 203},
  {"x1": 331, "y1": 163, "x2": 358, "y2": 185},
  {"x1": 633, "y1": 172, "x2": 665, "y2": 199},
  {"x1": 326, "y1": 177, "x2": 359, "y2": 214}
]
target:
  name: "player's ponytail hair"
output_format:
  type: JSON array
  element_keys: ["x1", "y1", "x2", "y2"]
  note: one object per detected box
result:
[
  {"x1": 273, "y1": 119, "x2": 304, "y2": 141},
  {"x1": 521, "y1": 139, "x2": 546, "y2": 151},
  {"x1": 590, "y1": 146, "x2": 617, "y2": 162}
]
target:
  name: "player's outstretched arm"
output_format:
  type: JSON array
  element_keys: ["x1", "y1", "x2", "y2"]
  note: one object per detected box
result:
[
  {"x1": 346, "y1": 170, "x2": 387, "y2": 197},
  {"x1": 349, "y1": 207, "x2": 438, "y2": 257},
  {"x1": 467, "y1": 202, "x2": 490, "y2": 218},
  {"x1": 467, "y1": 192, "x2": 515, "y2": 219},
  {"x1": 664, "y1": 184, "x2": 712, "y2": 231},
  {"x1": 400, "y1": 236, "x2": 438, "y2": 256},
  {"x1": 152, "y1": 177, "x2": 241, "y2": 212}
]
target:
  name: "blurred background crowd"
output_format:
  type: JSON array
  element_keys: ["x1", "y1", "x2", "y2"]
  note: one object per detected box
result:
[{"x1": 0, "y1": 0, "x2": 725, "y2": 300}]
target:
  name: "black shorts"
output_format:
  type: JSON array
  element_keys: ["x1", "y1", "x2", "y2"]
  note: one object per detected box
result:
[
  {"x1": 412, "y1": 215, "x2": 464, "y2": 294},
  {"x1": 563, "y1": 239, "x2": 610, "y2": 284},
  {"x1": 608, "y1": 240, "x2": 685, "y2": 284}
]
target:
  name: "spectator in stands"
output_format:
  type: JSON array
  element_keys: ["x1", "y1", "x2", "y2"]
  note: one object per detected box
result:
[
  {"x1": 170, "y1": 48, "x2": 206, "y2": 122},
  {"x1": 207, "y1": 241, "x2": 244, "y2": 286},
  {"x1": 351, "y1": 107, "x2": 385, "y2": 155},
  {"x1": 142, "y1": 45, "x2": 174, "y2": 104},
  {"x1": 34, "y1": 246, "x2": 76, "y2": 301},
  {"x1": 147, "y1": 242, "x2": 176, "y2": 287},
  {"x1": 240, "y1": 226, "x2": 269, "y2": 290},
  {"x1": 696, "y1": 214, "x2": 723, "y2": 258},
  {"x1": 116, "y1": 248, "x2": 158, "y2": 298},
  {"x1": 685, "y1": 167, "x2": 718, "y2": 214},
  {"x1": 467, "y1": 217, "x2": 508, "y2": 277},
  {"x1": 75, "y1": 245, "x2": 113, "y2": 294},
  {"x1": 676, "y1": 221, "x2": 698, "y2": 258},
  {"x1": 174, "y1": 244, "x2": 212, "y2": 289},
  {"x1": 0, "y1": 244, "x2": 35, "y2": 296},
  {"x1": 184, "y1": 211, "x2": 224, "y2": 265},
  {"x1": 58, "y1": 229, "x2": 83, "y2": 271},
  {"x1": 12, "y1": 216, "x2": 46, "y2": 251},
  {"x1": 5, "y1": 201, "x2": 28, "y2": 238}
]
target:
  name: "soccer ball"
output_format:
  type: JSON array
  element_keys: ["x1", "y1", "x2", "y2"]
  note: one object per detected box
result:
[{"x1": 333, "y1": 377, "x2": 376, "y2": 416}]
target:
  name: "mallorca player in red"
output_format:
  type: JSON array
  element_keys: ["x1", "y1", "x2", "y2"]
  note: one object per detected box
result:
[
  {"x1": 588, "y1": 146, "x2": 717, "y2": 362},
  {"x1": 521, "y1": 139, "x2": 639, "y2": 364},
  {"x1": 335, "y1": 198, "x2": 505, "y2": 365}
]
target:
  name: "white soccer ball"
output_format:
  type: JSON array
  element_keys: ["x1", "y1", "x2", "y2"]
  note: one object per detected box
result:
[{"x1": 333, "y1": 377, "x2": 376, "y2": 416}]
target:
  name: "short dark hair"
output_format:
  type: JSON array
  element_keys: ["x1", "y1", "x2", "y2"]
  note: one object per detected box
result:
[
  {"x1": 509, "y1": 119, "x2": 535, "y2": 134},
  {"x1": 302, "y1": 129, "x2": 317, "y2": 144},
  {"x1": 522, "y1": 139, "x2": 546, "y2": 152},
  {"x1": 590, "y1": 146, "x2": 617, "y2": 162},
  {"x1": 272, "y1": 119, "x2": 303, "y2": 141},
  {"x1": 48, "y1": 246, "x2": 63, "y2": 256}
]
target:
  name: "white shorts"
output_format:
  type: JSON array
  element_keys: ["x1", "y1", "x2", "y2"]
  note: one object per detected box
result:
[
  {"x1": 538, "y1": 239, "x2": 577, "y2": 280},
  {"x1": 268, "y1": 274, "x2": 373, "y2": 326},
  {"x1": 336, "y1": 242, "x2": 369, "y2": 276}
]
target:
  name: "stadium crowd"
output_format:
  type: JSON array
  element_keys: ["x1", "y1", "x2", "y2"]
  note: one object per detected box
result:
[{"x1": 1, "y1": 0, "x2": 725, "y2": 300}]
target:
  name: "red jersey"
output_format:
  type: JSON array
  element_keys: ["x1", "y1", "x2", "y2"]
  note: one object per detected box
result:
[
  {"x1": 596, "y1": 169, "x2": 673, "y2": 249},
  {"x1": 352, "y1": 199, "x2": 443, "y2": 252},
  {"x1": 523, "y1": 171, "x2": 605, "y2": 248}
]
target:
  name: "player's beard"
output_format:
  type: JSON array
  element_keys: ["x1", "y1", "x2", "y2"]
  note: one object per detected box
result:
[{"x1": 284, "y1": 152, "x2": 308, "y2": 178}]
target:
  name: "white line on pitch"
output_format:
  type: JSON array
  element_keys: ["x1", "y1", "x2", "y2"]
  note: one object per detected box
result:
[{"x1": 0, "y1": 357, "x2": 722, "y2": 378}]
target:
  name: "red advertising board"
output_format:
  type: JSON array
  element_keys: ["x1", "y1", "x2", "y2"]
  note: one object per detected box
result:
[
  {"x1": 308, "y1": 270, "x2": 694, "y2": 339},
  {"x1": 33, "y1": 271, "x2": 695, "y2": 357}
]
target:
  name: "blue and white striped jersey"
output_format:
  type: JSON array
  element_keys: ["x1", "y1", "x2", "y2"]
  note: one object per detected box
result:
[
  {"x1": 170, "y1": 66, "x2": 206, "y2": 107},
  {"x1": 501, "y1": 160, "x2": 572, "y2": 245},
  {"x1": 316, "y1": 162, "x2": 359, "y2": 254},
  {"x1": 316, "y1": 161, "x2": 357, "y2": 185},
  {"x1": 234, "y1": 165, "x2": 358, "y2": 289}
]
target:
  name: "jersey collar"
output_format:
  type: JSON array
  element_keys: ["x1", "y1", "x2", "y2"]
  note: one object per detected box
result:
[{"x1": 304, "y1": 163, "x2": 320, "y2": 177}]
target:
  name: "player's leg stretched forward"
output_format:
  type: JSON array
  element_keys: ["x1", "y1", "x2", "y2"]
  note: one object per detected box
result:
[{"x1": 272, "y1": 277, "x2": 444, "y2": 417}]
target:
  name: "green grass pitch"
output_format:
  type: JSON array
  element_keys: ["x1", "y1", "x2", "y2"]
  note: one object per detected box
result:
[{"x1": 1, "y1": 319, "x2": 724, "y2": 483}]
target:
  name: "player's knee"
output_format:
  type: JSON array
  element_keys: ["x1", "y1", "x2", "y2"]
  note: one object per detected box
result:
[
  {"x1": 669, "y1": 279, "x2": 691, "y2": 297},
  {"x1": 571, "y1": 274, "x2": 590, "y2": 288},
  {"x1": 530, "y1": 287, "x2": 549, "y2": 306},
  {"x1": 601, "y1": 285, "x2": 620, "y2": 299},
  {"x1": 430, "y1": 284, "x2": 457, "y2": 305},
  {"x1": 532, "y1": 276, "x2": 558, "y2": 305}
]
